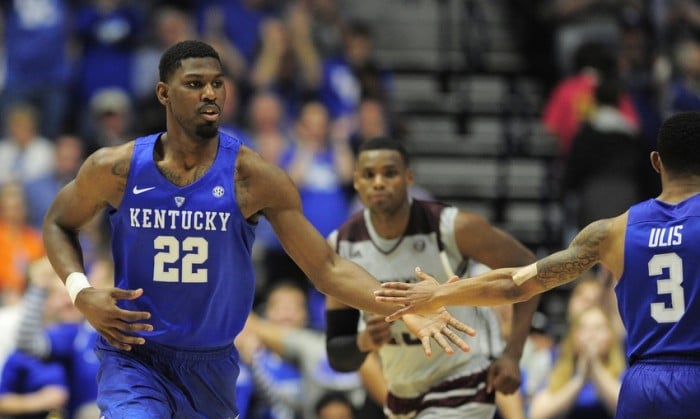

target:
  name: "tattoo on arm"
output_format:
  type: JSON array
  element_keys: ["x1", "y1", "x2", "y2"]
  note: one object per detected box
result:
[
  {"x1": 111, "y1": 159, "x2": 130, "y2": 179},
  {"x1": 536, "y1": 219, "x2": 611, "y2": 289}
]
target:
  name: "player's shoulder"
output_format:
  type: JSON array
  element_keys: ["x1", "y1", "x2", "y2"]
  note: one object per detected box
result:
[
  {"x1": 234, "y1": 144, "x2": 299, "y2": 217},
  {"x1": 336, "y1": 210, "x2": 367, "y2": 241},
  {"x1": 86, "y1": 140, "x2": 137, "y2": 174},
  {"x1": 235, "y1": 145, "x2": 266, "y2": 173}
]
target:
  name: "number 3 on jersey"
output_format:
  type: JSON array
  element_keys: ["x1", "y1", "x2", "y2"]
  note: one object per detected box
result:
[
  {"x1": 649, "y1": 252, "x2": 685, "y2": 323},
  {"x1": 153, "y1": 235, "x2": 209, "y2": 283}
]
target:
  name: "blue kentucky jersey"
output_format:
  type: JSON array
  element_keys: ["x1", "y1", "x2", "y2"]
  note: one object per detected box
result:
[
  {"x1": 616, "y1": 194, "x2": 700, "y2": 362},
  {"x1": 109, "y1": 132, "x2": 256, "y2": 348}
]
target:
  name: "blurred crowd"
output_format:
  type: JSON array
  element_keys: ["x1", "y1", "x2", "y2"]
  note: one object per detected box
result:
[{"x1": 1, "y1": 0, "x2": 700, "y2": 418}]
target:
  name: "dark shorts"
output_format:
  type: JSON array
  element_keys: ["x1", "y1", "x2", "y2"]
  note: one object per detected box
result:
[
  {"x1": 616, "y1": 357, "x2": 700, "y2": 419},
  {"x1": 95, "y1": 337, "x2": 240, "y2": 419}
]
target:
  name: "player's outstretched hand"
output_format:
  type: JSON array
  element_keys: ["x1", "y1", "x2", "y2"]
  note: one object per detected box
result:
[
  {"x1": 401, "y1": 310, "x2": 476, "y2": 357},
  {"x1": 375, "y1": 267, "x2": 451, "y2": 322},
  {"x1": 75, "y1": 287, "x2": 153, "y2": 351}
]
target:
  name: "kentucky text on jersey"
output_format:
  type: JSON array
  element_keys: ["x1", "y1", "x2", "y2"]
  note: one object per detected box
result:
[
  {"x1": 129, "y1": 207, "x2": 231, "y2": 231},
  {"x1": 648, "y1": 225, "x2": 683, "y2": 248}
]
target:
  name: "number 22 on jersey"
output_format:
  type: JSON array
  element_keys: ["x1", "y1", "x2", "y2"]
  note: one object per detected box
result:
[{"x1": 153, "y1": 235, "x2": 209, "y2": 283}]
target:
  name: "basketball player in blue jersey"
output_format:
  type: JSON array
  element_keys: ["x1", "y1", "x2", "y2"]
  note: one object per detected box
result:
[
  {"x1": 376, "y1": 111, "x2": 700, "y2": 419},
  {"x1": 41, "y1": 40, "x2": 473, "y2": 419}
]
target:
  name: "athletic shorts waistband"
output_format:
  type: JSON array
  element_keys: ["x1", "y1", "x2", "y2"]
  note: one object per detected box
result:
[
  {"x1": 630, "y1": 354, "x2": 700, "y2": 366},
  {"x1": 96, "y1": 336, "x2": 235, "y2": 361}
]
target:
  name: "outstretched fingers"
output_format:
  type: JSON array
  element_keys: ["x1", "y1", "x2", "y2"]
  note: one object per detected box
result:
[
  {"x1": 442, "y1": 327, "x2": 471, "y2": 352},
  {"x1": 432, "y1": 331, "x2": 454, "y2": 355},
  {"x1": 448, "y1": 317, "x2": 477, "y2": 336},
  {"x1": 421, "y1": 336, "x2": 432, "y2": 357}
]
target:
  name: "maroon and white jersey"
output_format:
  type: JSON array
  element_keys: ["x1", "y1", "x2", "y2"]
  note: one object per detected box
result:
[{"x1": 329, "y1": 200, "x2": 504, "y2": 398}]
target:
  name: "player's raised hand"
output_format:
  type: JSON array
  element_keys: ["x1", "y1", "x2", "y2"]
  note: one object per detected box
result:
[
  {"x1": 75, "y1": 287, "x2": 153, "y2": 351},
  {"x1": 401, "y1": 309, "x2": 476, "y2": 357},
  {"x1": 375, "y1": 267, "x2": 454, "y2": 321}
]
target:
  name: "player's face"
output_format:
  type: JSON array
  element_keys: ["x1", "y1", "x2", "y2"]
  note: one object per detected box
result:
[
  {"x1": 160, "y1": 57, "x2": 226, "y2": 140},
  {"x1": 354, "y1": 149, "x2": 412, "y2": 214}
]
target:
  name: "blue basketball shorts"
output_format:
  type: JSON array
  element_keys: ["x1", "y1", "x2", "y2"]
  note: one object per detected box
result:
[
  {"x1": 94, "y1": 337, "x2": 240, "y2": 419},
  {"x1": 616, "y1": 357, "x2": 700, "y2": 419}
]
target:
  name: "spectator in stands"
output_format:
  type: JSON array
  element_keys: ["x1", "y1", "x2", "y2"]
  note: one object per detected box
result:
[
  {"x1": 242, "y1": 280, "x2": 381, "y2": 419},
  {"x1": 0, "y1": 350, "x2": 69, "y2": 419},
  {"x1": 16, "y1": 256, "x2": 105, "y2": 419},
  {"x1": 244, "y1": 91, "x2": 295, "y2": 292},
  {"x1": 0, "y1": 0, "x2": 72, "y2": 138},
  {"x1": 340, "y1": 20, "x2": 394, "y2": 106},
  {"x1": 238, "y1": 280, "x2": 306, "y2": 418},
  {"x1": 0, "y1": 103, "x2": 55, "y2": 186},
  {"x1": 268, "y1": 101, "x2": 353, "y2": 285},
  {"x1": 247, "y1": 90, "x2": 292, "y2": 164},
  {"x1": 132, "y1": 5, "x2": 196, "y2": 134},
  {"x1": 617, "y1": 11, "x2": 664, "y2": 150},
  {"x1": 542, "y1": 41, "x2": 639, "y2": 157},
  {"x1": 0, "y1": 182, "x2": 44, "y2": 306},
  {"x1": 199, "y1": 0, "x2": 281, "y2": 78},
  {"x1": 546, "y1": 0, "x2": 621, "y2": 77},
  {"x1": 73, "y1": 0, "x2": 144, "y2": 106},
  {"x1": 0, "y1": 258, "x2": 85, "y2": 419},
  {"x1": 529, "y1": 306, "x2": 625, "y2": 419},
  {"x1": 518, "y1": 311, "x2": 556, "y2": 412},
  {"x1": 306, "y1": 0, "x2": 347, "y2": 58},
  {"x1": 656, "y1": 0, "x2": 700, "y2": 50},
  {"x1": 23, "y1": 134, "x2": 85, "y2": 229},
  {"x1": 84, "y1": 88, "x2": 134, "y2": 155},
  {"x1": 667, "y1": 37, "x2": 700, "y2": 113},
  {"x1": 562, "y1": 77, "x2": 659, "y2": 232},
  {"x1": 251, "y1": 15, "x2": 321, "y2": 121}
]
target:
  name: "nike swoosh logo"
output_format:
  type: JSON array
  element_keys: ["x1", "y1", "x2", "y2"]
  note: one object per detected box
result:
[{"x1": 132, "y1": 186, "x2": 156, "y2": 195}]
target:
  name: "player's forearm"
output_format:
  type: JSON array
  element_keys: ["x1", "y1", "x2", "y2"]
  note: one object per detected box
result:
[
  {"x1": 42, "y1": 219, "x2": 86, "y2": 281},
  {"x1": 325, "y1": 258, "x2": 393, "y2": 315},
  {"x1": 435, "y1": 268, "x2": 538, "y2": 307}
]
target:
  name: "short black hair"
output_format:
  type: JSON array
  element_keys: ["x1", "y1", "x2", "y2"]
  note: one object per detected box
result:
[
  {"x1": 357, "y1": 136, "x2": 409, "y2": 166},
  {"x1": 594, "y1": 77, "x2": 621, "y2": 107},
  {"x1": 658, "y1": 111, "x2": 700, "y2": 177},
  {"x1": 159, "y1": 40, "x2": 222, "y2": 82}
]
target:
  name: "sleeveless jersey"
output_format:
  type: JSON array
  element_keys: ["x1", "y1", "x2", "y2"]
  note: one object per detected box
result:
[
  {"x1": 109, "y1": 132, "x2": 256, "y2": 348},
  {"x1": 616, "y1": 194, "x2": 700, "y2": 363},
  {"x1": 330, "y1": 200, "x2": 503, "y2": 397}
]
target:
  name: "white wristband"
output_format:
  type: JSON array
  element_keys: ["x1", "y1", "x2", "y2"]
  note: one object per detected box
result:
[{"x1": 65, "y1": 272, "x2": 91, "y2": 304}]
